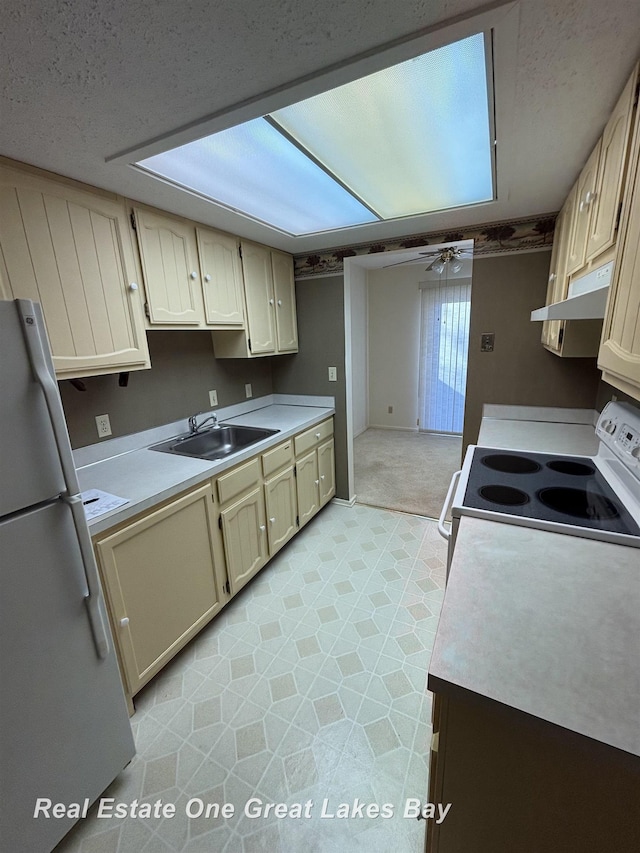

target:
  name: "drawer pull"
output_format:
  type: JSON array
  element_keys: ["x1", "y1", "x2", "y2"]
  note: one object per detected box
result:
[{"x1": 315, "y1": 432, "x2": 321, "y2": 439}]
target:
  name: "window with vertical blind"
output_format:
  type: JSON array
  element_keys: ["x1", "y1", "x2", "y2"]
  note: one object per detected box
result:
[{"x1": 418, "y1": 278, "x2": 471, "y2": 434}]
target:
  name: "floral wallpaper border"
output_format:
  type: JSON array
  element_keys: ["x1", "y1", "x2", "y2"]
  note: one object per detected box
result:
[{"x1": 293, "y1": 212, "x2": 556, "y2": 278}]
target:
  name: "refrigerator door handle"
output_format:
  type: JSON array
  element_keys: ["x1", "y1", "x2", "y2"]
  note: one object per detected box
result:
[
  {"x1": 16, "y1": 299, "x2": 82, "y2": 496},
  {"x1": 16, "y1": 300, "x2": 110, "y2": 659},
  {"x1": 65, "y1": 494, "x2": 110, "y2": 659}
]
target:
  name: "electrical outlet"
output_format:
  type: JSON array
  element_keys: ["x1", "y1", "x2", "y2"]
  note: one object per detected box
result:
[
  {"x1": 209, "y1": 390, "x2": 218, "y2": 407},
  {"x1": 245, "y1": 383, "x2": 252, "y2": 398},
  {"x1": 388, "y1": 405, "x2": 393, "y2": 414},
  {"x1": 480, "y1": 333, "x2": 495, "y2": 352},
  {"x1": 95, "y1": 414, "x2": 112, "y2": 438},
  {"x1": 328, "y1": 366, "x2": 337, "y2": 382}
]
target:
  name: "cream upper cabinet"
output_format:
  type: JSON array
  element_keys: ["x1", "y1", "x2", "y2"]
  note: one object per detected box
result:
[
  {"x1": 0, "y1": 163, "x2": 150, "y2": 379},
  {"x1": 241, "y1": 241, "x2": 277, "y2": 353},
  {"x1": 211, "y1": 242, "x2": 298, "y2": 358},
  {"x1": 196, "y1": 227, "x2": 244, "y2": 327},
  {"x1": 565, "y1": 63, "x2": 638, "y2": 278},
  {"x1": 565, "y1": 141, "x2": 601, "y2": 277},
  {"x1": 586, "y1": 67, "x2": 638, "y2": 261},
  {"x1": 133, "y1": 207, "x2": 205, "y2": 326},
  {"x1": 272, "y1": 249, "x2": 298, "y2": 352},
  {"x1": 94, "y1": 483, "x2": 225, "y2": 698},
  {"x1": 598, "y1": 97, "x2": 640, "y2": 400}
]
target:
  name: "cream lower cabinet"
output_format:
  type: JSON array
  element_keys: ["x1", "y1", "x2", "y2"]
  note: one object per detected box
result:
[
  {"x1": 0, "y1": 161, "x2": 150, "y2": 378},
  {"x1": 94, "y1": 483, "x2": 225, "y2": 700},
  {"x1": 217, "y1": 458, "x2": 269, "y2": 594},
  {"x1": 294, "y1": 418, "x2": 336, "y2": 527},
  {"x1": 263, "y1": 438, "x2": 298, "y2": 555}
]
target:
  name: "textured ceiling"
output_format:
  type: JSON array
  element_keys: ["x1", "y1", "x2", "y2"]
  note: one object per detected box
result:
[{"x1": 2, "y1": 0, "x2": 640, "y2": 252}]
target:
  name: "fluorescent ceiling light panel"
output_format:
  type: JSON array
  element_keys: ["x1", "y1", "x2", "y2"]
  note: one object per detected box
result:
[
  {"x1": 136, "y1": 32, "x2": 494, "y2": 236},
  {"x1": 272, "y1": 33, "x2": 492, "y2": 219}
]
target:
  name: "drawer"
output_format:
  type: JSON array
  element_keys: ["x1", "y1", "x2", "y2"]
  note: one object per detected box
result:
[
  {"x1": 217, "y1": 457, "x2": 261, "y2": 505},
  {"x1": 262, "y1": 439, "x2": 294, "y2": 478},
  {"x1": 294, "y1": 418, "x2": 334, "y2": 457}
]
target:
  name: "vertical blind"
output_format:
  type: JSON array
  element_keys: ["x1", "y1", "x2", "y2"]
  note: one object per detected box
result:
[{"x1": 418, "y1": 278, "x2": 471, "y2": 434}]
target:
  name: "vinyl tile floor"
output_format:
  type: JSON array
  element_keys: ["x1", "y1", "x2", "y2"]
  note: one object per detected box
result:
[{"x1": 55, "y1": 503, "x2": 446, "y2": 853}]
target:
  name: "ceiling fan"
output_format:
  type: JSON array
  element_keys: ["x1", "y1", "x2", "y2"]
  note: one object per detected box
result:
[{"x1": 383, "y1": 245, "x2": 472, "y2": 272}]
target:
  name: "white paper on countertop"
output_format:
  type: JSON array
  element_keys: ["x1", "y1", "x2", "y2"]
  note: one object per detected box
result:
[{"x1": 80, "y1": 489, "x2": 129, "y2": 520}]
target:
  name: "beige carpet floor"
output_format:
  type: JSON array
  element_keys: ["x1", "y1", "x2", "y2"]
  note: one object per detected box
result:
[{"x1": 354, "y1": 428, "x2": 463, "y2": 518}]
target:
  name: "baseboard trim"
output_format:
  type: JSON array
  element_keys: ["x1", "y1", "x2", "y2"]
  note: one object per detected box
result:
[
  {"x1": 332, "y1": 496, "x2": 357, "y2": 507},
  {"x1": 366, "y1": 425, "x2": 419, "y2": 432}
]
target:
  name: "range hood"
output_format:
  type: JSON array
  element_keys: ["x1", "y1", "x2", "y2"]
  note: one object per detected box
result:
[{"x1": 531, "y1": 261, "x2": 614, "y2": 322}]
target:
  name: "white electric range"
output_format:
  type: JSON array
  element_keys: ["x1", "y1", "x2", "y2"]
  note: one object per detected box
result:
[{"x1": 438, "y1": 401, "x2": 640, "y2": 574}]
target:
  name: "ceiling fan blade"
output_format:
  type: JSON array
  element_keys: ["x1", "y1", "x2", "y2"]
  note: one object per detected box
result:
[{"x1": 382, "y1": 250, "x2": 437, "y2": 269}]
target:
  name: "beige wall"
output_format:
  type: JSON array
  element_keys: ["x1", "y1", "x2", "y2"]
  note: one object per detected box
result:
[
  {"x1": 60, "y1": 331, "x2": 273, "y2": 448},
  {"x1": 272, "y1": 276, "x2": 349, "y2": 500},
  {"x1": 463, "y1": 252, "x2": 602, "y2": 449},
  {"x1": 367, "y1": 266, "x2": 422, "y2": 430}
]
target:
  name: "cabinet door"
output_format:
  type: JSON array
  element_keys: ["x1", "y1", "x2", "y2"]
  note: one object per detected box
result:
[
  {"x1": 133, "y1": 207, "x2": 204, "y2": 325},
  {"x1": 0, "y1": 165, "x2": 150, "y2": 378},
  {"x1": 272, "y1": 249, "x2": 298, "y2": 352},
  {"x1": 241, "y1": 241, "x2": 276, "y2": 353},
  {"x1": 196, "y1": 227, "x2": 244, "y2": 326},
  {"x1": 565, "y1": 142, "x2": 601, "y2": 276},
  {"x1": 221, "y1": 486, "x2": 268, "y2": 594},
  {"x1": 586, "y1": 65, "x2": 637, "y2": 262},
  {"x1": 296, "y1": 450, "x2": 320, "y2": 527},
  {"x1": 264, "y1": 466, "x2": 298, "y2": 555},
  {"x1": 95, "y1": 483, "x2": 223, "y2": 696},
  {"x1": 598, "y1": 111, "x2": 640, "y2": 397},
  {"x1": 317, "y1": 438, "x2": 336, "y2": 507},
  {"x1": 542, "y1": 192, "x2": 573, "y2": 352}
]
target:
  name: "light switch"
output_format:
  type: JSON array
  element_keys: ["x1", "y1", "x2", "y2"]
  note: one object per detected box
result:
[{"x1": 328, "y1": 367, "x2": 337, "y2": 382}]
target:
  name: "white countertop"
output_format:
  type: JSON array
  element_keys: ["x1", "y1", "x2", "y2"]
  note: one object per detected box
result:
[
  {"x1": 76, "y1": 398, "x2": 334, "y2": 535},
  {"x1": 429, "y1": 516, "x2": 640, "y2": 758},
  {"x1": 478, "y1": 404, "x2": 599, "y2": 455}
]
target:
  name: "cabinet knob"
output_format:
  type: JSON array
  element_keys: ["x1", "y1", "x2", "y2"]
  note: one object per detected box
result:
[
  {"x1": 315, "y1": 479, "x2": 319, "y2": 486},
  {"x1": 320, "y1": 475, "x2": 325, "y2": 480},
  {"x1": 315, "y1": 432, "x2": 321, "y2": 439},
  {"x1": 259, "y1": 524, "x2": 266, "y2": 532},
  {"x1": 128, "y1": 282, "x2": 139, "y2": 291},
  {"x1": 269, "y1": 517, "x2": 276, "y2": 524},
  {"x1": 190, "y1": 271, "x2": 198, "y2": 280},
  {"x1": 269, "y1": 298, "x2": 274, "y2": 305},
  {"x1": 548, "y1": 273, "x2": 556, "y2": 283},
  {"x1": 204, "y1": 274, "x2": 212, "y2": 282},
  {"x1": 579, "y1": 200, "x2": 586, "y2": 212},
  {"x1": 277, "y1": 299, "x2": 282, "y2": 306},
  {"x1": 119, "y1": 617, "x2": 129, "y2": 628}
]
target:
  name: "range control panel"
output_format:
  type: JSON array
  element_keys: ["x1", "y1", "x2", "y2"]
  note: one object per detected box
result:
[{"x1": 596, "y1": 401, "x2": 640, "y2": 473}]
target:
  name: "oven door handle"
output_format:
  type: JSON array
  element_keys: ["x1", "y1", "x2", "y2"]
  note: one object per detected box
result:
[{"x1": 438, "y1": 470, "x2": 461, "y2": 541}]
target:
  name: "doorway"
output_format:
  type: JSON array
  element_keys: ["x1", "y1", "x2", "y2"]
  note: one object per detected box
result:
[{"x1": 344, "y1": 242, "x2": 472, "y2": 516}]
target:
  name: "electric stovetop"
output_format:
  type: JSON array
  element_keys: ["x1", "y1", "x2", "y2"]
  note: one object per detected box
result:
[{"x1": 463, "y1": 447, "x2": 640, "y2": 537}]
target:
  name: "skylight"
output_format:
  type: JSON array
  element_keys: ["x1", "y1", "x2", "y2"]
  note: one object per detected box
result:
[{"x1": 135, "y1": 32, "x2": 494, "y2": 236}]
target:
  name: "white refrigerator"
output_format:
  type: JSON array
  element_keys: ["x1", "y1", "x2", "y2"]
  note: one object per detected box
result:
[{"x1": 0, "y1": 299, "x2": 135, "y2": 852}]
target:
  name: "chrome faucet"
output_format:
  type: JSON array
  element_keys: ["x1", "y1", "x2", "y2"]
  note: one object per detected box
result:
[{"x1": 188, "y1": 411, "x2": 218, "y2": 434}]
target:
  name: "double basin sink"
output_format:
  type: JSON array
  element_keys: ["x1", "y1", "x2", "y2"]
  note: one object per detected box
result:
[{"x1": 150, "y1": 424, "x2": 279, "y2": 461}]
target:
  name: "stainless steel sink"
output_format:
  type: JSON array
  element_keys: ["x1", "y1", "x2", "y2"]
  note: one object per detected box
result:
[{"x1": 150, "y1": 424, "x2": 279, "y2": 461}]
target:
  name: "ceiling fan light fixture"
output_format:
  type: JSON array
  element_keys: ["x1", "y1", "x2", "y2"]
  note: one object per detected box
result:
[
  {"x1": 432, "y1": 260, "x2": 445, "y2": 274},
  {"x1": 450, "y1": 259, "x2": 463, "y2": 273}
]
